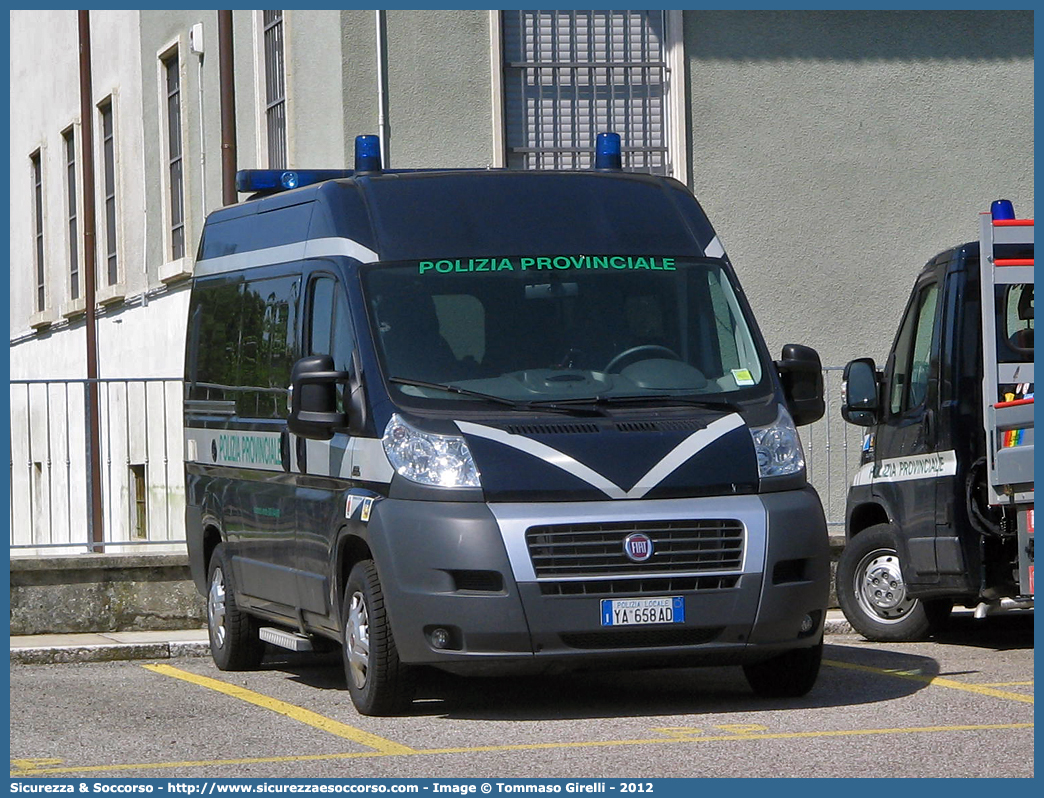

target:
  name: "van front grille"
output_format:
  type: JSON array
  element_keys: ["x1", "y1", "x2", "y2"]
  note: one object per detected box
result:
[
  {"x1": 539, "y1": 575, "x2": 740, "y2": 597},
  {"x1": 526, "y1": 519, "x2": 744, "y2": 579}
]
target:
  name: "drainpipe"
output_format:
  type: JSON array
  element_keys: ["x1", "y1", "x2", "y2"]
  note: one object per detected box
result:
[
  {"x1": 77, "y1": 10, "x2": 104, "y2": 552},
  {"x1": 219, "y1": 10, "x2": 237, "y2": 205},
  {"x1": 375, "y1": 10, "x2": 388, "y2": 166}
]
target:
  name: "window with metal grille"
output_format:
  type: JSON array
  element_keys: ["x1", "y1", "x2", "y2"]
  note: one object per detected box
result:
[
  {"x1": 502, "y1": 10, "x2": 668, "y2": 174},
  {"x1": 130, "y1": 464, "x2": 147, "y2": 539},
  {"x1": 99, "y1": 99, "x2": 118, "y2": 286},
  {"x1": 163, "y1": 51, "x2": 185, "y2": 260},
  {"x1": 263, "y1": 10, "x2": 287, "y2": 169},
  {"x1": 62, "y1": 129, "x2": 79, "y2": 301},
  {"x1": 31, "y1": 150, "x2": 45, "y2": 312}
]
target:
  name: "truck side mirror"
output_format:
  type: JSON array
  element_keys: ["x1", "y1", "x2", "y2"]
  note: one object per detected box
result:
[
  {"x1": 775, "y1": 344, "x2": 825, "y2": 426},
  {"x1": 841, "y1": 358, "x2": 880, "y2": 426},
  {"x1": 288, "y1": 354, "x2": 349, "y2": 440}
]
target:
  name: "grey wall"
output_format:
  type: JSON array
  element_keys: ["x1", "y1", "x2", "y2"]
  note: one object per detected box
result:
[
  {"x1": 683, "y1": 10, "x2": 1033, "y2": 368},
  {"x1": 382, "y1": 10, "x2": 496, "y2": 168}
]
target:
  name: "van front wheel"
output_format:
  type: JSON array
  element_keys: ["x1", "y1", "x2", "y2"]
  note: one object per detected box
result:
[
  {"x1": 206, "y1": 543, "x2": 265, "y2": 670},
  {"x1": 342, "y1": 560, "x2": 415, "y2": 716},
  {"x1": 837, "y1": 525, "x2": 950, "y2": 642}
]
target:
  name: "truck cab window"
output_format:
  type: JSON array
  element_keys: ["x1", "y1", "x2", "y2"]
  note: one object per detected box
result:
[
  {"x1": 889, "y1": 282, "x2": 938, "y2": 414},
  {"x1": 1001, "y1": 283, "x2": 1033, "y2": 360}
]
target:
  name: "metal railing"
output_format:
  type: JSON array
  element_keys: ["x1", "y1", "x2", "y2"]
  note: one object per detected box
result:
[
  {"x1": 9, "y1": 377, "x2": 185, "y2": 555},
  {"x1": 9, "y1": 371, "x2": 860, "y2": 555}
]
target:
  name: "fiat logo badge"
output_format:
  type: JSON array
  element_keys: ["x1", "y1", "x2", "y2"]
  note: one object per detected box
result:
[{"x1": 623, "y1": 532, "x2": 653, "y2": 562}]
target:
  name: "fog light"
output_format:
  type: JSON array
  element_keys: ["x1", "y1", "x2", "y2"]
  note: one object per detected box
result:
[
  {"x1": 800, "y1": 613, "x2": 815, "y2": 634},
  {"x1": 431, "y1": 628, "x2": 451, "y2": 649}
]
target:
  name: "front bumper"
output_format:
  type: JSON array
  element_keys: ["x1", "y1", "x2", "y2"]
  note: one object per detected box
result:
[{"x1": 365, "y1": 487, "x2": 829, "y2": 674}]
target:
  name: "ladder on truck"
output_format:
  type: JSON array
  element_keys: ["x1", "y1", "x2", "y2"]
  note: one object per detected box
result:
[{"x1": 979, "y1": 201, "x2": 1034, "y2": 596}]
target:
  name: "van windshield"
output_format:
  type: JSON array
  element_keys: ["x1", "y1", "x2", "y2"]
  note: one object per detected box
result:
[{"x1": 361, "y1": 257, "x2": 769, "y2": 407}]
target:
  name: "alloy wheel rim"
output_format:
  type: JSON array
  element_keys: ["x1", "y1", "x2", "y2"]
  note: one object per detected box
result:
[
  {"x1": 208, "y1": 567, "x2": 227, "y2": 648},
  {"x1": 345, "y1": 591, "x2": 370, "y2": 689}
]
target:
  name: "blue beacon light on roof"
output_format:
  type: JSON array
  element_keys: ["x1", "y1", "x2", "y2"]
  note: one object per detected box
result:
[
  {"x1": 595, "y1": 132, "x2": 622, "y2": 170},
  {"x1": 355, "y1": 135, "x2": 383, "y2": 172},
  {"x1": 991, "y1": 199, "x2": 1016, "y2": 221}
]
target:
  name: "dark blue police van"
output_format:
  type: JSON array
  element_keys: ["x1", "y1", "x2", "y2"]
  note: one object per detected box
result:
[{"x1": 184, "y1": 134, "x2": 830, "y2": 715}]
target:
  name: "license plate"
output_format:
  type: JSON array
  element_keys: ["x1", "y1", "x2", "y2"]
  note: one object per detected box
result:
[{"x1": 600, "y1": 596, "x2": 685, "y2": 627}]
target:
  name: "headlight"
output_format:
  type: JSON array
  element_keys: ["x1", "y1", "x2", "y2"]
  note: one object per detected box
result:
[
  {"x1": 750, "y1": 406, "x2": 805, "y2": 478},
  {"x1": 382, "y1": 414, "x2": 481, "y2": 488}
]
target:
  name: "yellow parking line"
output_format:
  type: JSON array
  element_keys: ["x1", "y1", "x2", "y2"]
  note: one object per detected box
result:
[
  {"x1": 11, "y1": 722, "x2": 1033, "y2": 776},
  {"x1": 824, "y1": 659, "x2": 1034, "y2": 704},
  {"x1": 143, "y1": 664, "x2": 415, "y2": 755},
  {"x1": 977, "y1": 681, "x2": 1034, "y2": 688}
]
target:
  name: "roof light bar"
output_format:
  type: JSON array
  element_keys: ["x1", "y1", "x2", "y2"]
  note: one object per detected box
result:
[
  {"x1": 235, "y1": 169, "x2": 354, "y2": 193},
  {"x1": 595, "y1": 132, "x2": 622, "y2": 170}
]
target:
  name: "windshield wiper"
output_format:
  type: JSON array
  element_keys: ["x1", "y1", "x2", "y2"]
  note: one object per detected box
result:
[
  {"x1": 526, "y1": 393, "x2": 739, "y2": 413},
  {"x1": 387, "y1": 377, "x2": 605, "y2": 416}
]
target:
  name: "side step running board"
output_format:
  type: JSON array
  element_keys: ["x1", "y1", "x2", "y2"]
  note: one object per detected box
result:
[{"x1": 260, "y1": 626, "x2": 314, "y2": 652}]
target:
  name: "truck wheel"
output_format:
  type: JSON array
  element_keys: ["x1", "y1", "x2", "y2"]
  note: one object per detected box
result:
[
  {"x1": 207, "y1": 543, "x2": 265, "y2": 670},
  {"x1": 342, "y1": 560, "x2": 415, "y2": 716},
  {"x1": 837, "y1": 524, "x2": 941, "y2": 642},
  {"x1": 743, "y1": 639, "x2": 823, "y2": 698}
]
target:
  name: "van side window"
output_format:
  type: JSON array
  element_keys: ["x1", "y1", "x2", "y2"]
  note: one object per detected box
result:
[
  {"x1": 237, "y1": 275, "x2": 300, "y2": 417},
  {"x1": 186, "y1": 280, "x2": 242, "y2": 410},
  {"x1": 186, "y1": 274, "x2": 300, "y2": 419},
  {"x1": 889, "y1": 283, "x2": 938, "y2": 414}
]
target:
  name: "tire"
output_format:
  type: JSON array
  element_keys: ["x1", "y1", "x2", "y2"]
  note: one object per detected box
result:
[
  {"x1": 836, "y1": 524, "x2": 947, "y2": 642},
  {"x1": 342, "y1": 560, "x2": 415, "y2": 716},
  {"x1": 743, "y1": 639, "x2": 823, "y2": 698},
  {"x1": 207, "y1": 543, "x2": 265, "y2": 670}
]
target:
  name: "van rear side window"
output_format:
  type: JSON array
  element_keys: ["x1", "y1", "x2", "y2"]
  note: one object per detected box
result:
[{"x1": 186, "y1": 274, "x2": 301, "y2": 419}]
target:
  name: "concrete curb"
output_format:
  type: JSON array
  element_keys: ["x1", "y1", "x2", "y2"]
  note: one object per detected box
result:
[
  {"x1": 10, "y1": 641, "x2": 212, "y2": 665},
  {"x1": 10, "y1": 629, "x2": 211, "y2": 665},
  {"x1": 11, "y1": 613, "x2": 856, "y2": 665}
]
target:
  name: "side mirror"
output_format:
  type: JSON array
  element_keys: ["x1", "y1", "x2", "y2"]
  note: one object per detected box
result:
[
  {"x1": 288, "y1": 354, "x2": 349, "y2": 440},
  {"x1": 775, "y1": 344, "x2": 825, "y2": 426},
  {"x1": 841, "y1": 358, "x2": 880, "y2": 426}
]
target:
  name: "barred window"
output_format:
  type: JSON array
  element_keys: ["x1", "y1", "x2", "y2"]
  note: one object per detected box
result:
[
  {"x1": 502, "y1": 10, "x2": 668, "y2": 173},
  {"x1": 263, "y1": 10, "x2": 287, "y2": 169},
  {"x1": 163, "y1": 51, "x2": 185, "y2": 260}
]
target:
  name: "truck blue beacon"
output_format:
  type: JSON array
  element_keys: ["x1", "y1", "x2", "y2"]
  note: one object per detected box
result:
[{"x1": 184, "y1": 133, "x2": 830, "y2": 715}]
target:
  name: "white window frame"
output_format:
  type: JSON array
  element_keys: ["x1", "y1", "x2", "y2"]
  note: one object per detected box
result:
[
  {"x1": 253, "y1": 9, "x2": 292, "y2": 169},
  {"x1": 157, "y1": 37, "x2": 193, "y2": 282},
  {"x1": 95, "y1": 90, "x2": 126, "y2": 304},
  {"x1": 492, "y1": 9, "x2": 687, "y2": 180},
  {"x1": 29, "y1": 147, "x2": 50, "y2": 324},
  {"x1": 60, "y1": 121, "x2": 87, "y2": 318}
]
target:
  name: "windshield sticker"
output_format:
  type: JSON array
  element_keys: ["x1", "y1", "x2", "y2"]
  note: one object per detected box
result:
[
  {"x1": 731, "y1": 368, "x2": 756, "y2": 386},
  {"x1": 418, "y1": 256, "x2": 676, "y2": 274}
]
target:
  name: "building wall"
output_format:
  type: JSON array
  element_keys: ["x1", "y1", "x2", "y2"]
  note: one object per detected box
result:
[
  {"x1": 682, "y1": 10, "x2": 1034, "y2": 367},
  {"x1": 382, "y1": 9, "x2": 496, "y2": 168}
]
